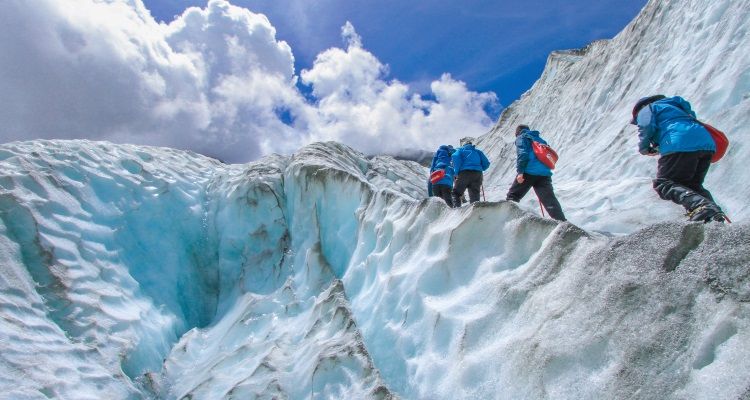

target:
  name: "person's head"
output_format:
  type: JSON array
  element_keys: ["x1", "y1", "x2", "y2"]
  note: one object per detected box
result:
[
  {"x1": 459, "y1": 137, "x2": 474, "y2": 147},
  {"x1": 438, "y1": 144, "x2": 455, "y2": 155},
  {"x1": 631, "y1": 95, "x2": 666, "y2": 125},
  {"x1": 515, "y1": 125, "x2": 530, "y2": 136}
]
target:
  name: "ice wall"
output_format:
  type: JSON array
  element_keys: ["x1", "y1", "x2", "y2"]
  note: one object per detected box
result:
[
  {"x1": 480, "y1": 0, "x2": 750, "y2": 234},
  {"x1": 0, "y1": 140, "x2": 423, "y2": 399},
  {"x1": 0, "y1": 140, "x2": 223, "y2": 397}
]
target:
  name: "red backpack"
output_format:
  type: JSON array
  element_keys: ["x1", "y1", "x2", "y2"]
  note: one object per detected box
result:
[
  {"x1": 699, "y1": 122, "x2": 729, "y2": 163},
  {"x1": 429, "y1": 169, "x2": 446, "y2": 184},
  {"x1": 532, "y1": 141, "x2": 559, "y2": 169}
]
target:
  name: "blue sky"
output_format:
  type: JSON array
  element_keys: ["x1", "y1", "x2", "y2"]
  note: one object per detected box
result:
[{"x1": 144, "y1": 0, "x2": 648, "y2": 110}]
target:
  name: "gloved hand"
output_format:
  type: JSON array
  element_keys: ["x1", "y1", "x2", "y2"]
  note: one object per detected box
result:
[{"x1": 642, "y1": 144, "x2": 659, "y2": 156}]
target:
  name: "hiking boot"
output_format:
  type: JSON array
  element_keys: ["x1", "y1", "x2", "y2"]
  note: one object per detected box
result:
[{"x1": 687, "y1": 204, "x2": 723, "y2": 223}]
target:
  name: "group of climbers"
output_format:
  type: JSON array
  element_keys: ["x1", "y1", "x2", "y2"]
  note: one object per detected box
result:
[
  {"x1": 428, "y1": 137, "x2": 490, "y2": 208},
  {"x1": 427, "y1": 95, "x2": 726, "y2": 224}
]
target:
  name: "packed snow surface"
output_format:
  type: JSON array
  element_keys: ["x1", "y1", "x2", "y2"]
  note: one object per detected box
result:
[{"x1": 2, "y1": 0, "x2": 750, "y2": 399}]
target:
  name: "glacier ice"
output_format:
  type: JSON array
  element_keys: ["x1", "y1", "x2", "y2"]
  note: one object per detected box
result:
[
  {"x1": 0, "y1": 139, "x2": 748, "y2": 400},
  {"x1": 2, "y1": 0, "x2": 750, "y2": 398}
]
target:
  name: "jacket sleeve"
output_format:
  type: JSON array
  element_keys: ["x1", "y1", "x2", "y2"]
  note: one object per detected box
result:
[
  {"x1": 452, "y1": 152, "x2": 462, "y2": 173},
  {"x1": 479, "y1": 151, "x2": 490, "y2": 171},
  {"x1": 515, "y1": 136, "x2": 530, "y2": 174},
  {"x1": 636, "y1": 105, "x2": 658, "y2": 155}
]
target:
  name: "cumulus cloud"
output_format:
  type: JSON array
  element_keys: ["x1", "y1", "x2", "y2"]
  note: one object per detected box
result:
[
  {"x1": 300, "y1": 22, "x2": 498, "y2": 155},
  {"x1": 0, "y1": 0, "x2": 498, "y2": 162}
]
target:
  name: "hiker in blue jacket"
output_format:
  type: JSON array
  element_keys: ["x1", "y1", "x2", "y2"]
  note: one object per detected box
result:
[
  {"x1": 632, "y1": 95, "x2": 725, "y2": 222},
  {"x1": 506, "y1": 125, "x2": 566, "y2": 221},
  {"x1": 451, "y1": 137, "x2": 490, "y2": 206},
  {"x1": 429, "y1": 145, "x2": 455, "y2": 206}
]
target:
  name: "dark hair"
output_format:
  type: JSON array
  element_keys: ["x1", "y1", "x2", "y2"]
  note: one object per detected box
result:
[
  {"x1": 631, "y1": 95, "x2": 666, "y2": 124},
  {"x1": 515, "y1": 125, "x2": 530, "y2": 136}
]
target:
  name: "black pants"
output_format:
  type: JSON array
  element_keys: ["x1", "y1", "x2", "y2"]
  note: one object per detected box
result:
[
  {"x1": 506, "y1": 174, "x2": 566, "y2": 221},
  {"x1": 432, "y1": 184, "x2": 454, "y2": 207},
  {"x1": 452, "y1": 170, "x2": 483, "y2": 206},
  {"x1": 653, "y1": 151, "x2": 716, "y2": 211}
]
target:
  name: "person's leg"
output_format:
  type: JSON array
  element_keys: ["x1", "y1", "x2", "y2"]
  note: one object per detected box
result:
[
  {"x1": 653, "y1": 152, "x2": 712, "y2": 212},
  {"x1": 434, "y1": 184, "x2": 453, "y2": 207},
  {"x1": 532, "y1": 176, "x2": 566, "y2": 221},
  {"x1": 506, "y1": 174, "x2": 533, "y2": 202},
  {"x1": 466, "y1": 171, "x2": 483, "y2": 203},
  {"x1": 684, "y1": 151, "x2": 715, "y2": 201},
  {"x1": 452, "y1": 172, "x2": 469, "y2": 207}
]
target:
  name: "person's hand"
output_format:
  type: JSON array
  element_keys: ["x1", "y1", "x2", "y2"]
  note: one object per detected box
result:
[
  {"x1": 516, "y1": 174, "x2": 524, "y2": 184},
  {"x1": 640, "y1": 146, "x2": 659, "y2": 156}
]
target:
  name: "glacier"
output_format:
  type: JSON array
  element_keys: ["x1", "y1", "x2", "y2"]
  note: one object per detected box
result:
[
  {"x1": 1, "y1": 138, "x2": 748, "y2": 399},
  {"x1": 1, "y1": 0, "x2": 750, "y2": 399}
]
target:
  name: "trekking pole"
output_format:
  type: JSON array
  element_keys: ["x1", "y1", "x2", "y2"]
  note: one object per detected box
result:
[
  {"x1": 536, "y1": 194, "x2": 546, "y2": 218},
  {"x1": 481, "y1": 185, "x2": 486, "y2": 202}
]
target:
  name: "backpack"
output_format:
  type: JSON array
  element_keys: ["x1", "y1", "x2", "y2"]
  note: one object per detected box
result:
[
  {"x1": 531, "y1": 140, "x2": 558, "y2": 169},
  {"x1": 671, "y1": 101, "x2": 729, "y2": 163},
  {"x1": 429, "y1": 169, "x2": 446, "y2": 184},
  {"x1": 699, "y1": 122, "x2": 729, "y2": 163}
]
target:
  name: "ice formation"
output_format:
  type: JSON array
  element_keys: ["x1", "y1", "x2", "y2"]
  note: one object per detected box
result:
[
  {"x1": 2, "y1": 137, "x2": 749, "y2": 399},
  {"x1": 1, "y1": 0, "x2": 749, "y2": 399}
]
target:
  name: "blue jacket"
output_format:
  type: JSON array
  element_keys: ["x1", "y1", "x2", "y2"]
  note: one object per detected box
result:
[
  {"x1": 452, "y1": 144, "x2": 490, "y2": 174},
  {"x1": 429, "y1": 145, "x2": 455, "y2": 186},
  {"x1": 636, "y1": 96, "x2": 715, "y2": 156},
  {"x1": 515, "y1": 129, "x2": 552, "y2": 176}
]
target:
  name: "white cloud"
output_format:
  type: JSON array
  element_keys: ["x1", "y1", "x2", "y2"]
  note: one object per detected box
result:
[
  {"x1": 300, "y1": 23, "x2": 498, "y2": 155},
  {"x1": 0, "y1": 0, "x2": 498, "y2": 162}
]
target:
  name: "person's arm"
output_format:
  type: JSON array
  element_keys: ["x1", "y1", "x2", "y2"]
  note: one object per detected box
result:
[
  {"x1": 515, "y1": 136, "x2": 530, "y2": 174},
  {"x1": 636, "y1": 106, "x2": 659, "y2": 155},
  {"x1": 430, "y1": 155, "x2": 438, "y2": 172}
]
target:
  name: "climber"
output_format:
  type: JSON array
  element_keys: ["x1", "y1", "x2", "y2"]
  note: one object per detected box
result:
[
  {"x1": 631, "y1": 95, "x2": 725, "y2": 222},
  {"x1": 506, "y1": 125, "x2": 566, "y2": 221},
  {"x1": 451, "y1": 137, "x2": 490, "y2": 206},
  {"x1": 428, "y1": 145, "x2": 455, "y2": 206}
]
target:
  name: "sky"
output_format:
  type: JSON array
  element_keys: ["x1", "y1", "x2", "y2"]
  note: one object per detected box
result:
[
  {"x1": 0, "y1": 0, "x2": 647, "y2": 163},
  {"x1": 146, "y1": 0, "x2": 648, "y2": 104}
]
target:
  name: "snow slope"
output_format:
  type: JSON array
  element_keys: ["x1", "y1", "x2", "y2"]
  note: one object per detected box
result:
[{"x1": 479, "y1": 0, "x2": 750, "y2": 234}]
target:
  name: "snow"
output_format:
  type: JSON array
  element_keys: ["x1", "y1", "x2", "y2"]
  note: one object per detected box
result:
[{"x1": 1, "y1": 0, "x2": 750, "y2": 399}]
